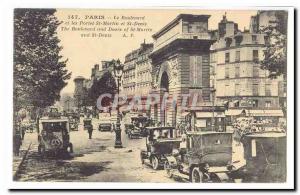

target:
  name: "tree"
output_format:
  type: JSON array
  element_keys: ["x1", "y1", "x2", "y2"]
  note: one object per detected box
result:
[
  {"x1": 260, "y1": 11, "x2": 288, "y2": 79},
  {"x1": 14, "y1": 9, "x2": 71, "y2": 118},
  {"x1": 88, "y1": 71, "x2": 117, "y2": 108}
]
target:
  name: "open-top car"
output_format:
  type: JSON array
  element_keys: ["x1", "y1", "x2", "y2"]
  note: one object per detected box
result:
[
  {"x1": 126, "y1": 115, "x2": 149, "y2": 138},
  {"x1": 236, "y1": 131, "x2": 286, "y2": 182},
  {"x1": 38, "y1": 117, "x2": 73, "y2": 157},
  {"x1": 98, "y1": 112, "x2": 112, "y2": 131},
  {"x1": 164, "y1": 131, "x2": 237, "y2": 183},
  {"x1": 140, "y1": 126, "x2": 181, "y2": 170}
]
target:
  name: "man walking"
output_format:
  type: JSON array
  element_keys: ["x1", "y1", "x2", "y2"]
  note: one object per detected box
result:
[{"x1": 88, "y1": 124, "x2": 93, "y2": 139}]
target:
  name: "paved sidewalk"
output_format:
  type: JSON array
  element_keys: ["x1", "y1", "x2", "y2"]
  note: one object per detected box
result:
[{"x1": 13, "y1": 132, "x2": 37, "y2": 179}]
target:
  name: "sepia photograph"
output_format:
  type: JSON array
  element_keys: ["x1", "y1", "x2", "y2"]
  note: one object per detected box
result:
[{"x1": 8, "y1": 6, "x2": 294, "y2": 189}]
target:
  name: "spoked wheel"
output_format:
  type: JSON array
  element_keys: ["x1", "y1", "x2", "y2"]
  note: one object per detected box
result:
[
  {"x1": 151, "y1": 156, "x2": 159, "y2": 170},
  {"x1": 191, "y1": 167, "x2": 204, "y2": 183},
  {"x1": 164, "y1": 162, "x2": 173, "y2": 178}
]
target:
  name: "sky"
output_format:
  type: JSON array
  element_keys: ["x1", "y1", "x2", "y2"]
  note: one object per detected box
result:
[{"x1": 55, "y1": 9, "x2": 258, "y2": 94}]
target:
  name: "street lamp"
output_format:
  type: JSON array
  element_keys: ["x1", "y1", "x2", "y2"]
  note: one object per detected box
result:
[
  {"x1": 113, "y1": 59, "x2": 124, "y2": 148},
  {"x1": 210, "y1": 87, "x2": 216, "y2": 132}
]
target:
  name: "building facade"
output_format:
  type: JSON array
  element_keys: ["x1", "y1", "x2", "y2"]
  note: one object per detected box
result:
[
  {"x1": 123, "y1": 48, "x2": 139, "y2": 98},
  {"x1": 210, "y1": 13, "x2": 284, "y2": 123},
  {"x1": 73, "y1": 76, "x2": 89, "y2": 110},
  {"x1": 149, "y1": 14, "x2": 215, "y2": 126},
  {"x1": 121, "y1": 42, "x2": 154, "y2": 114}
]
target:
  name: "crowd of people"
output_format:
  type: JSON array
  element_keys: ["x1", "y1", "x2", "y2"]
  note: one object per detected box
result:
[{"x1": 232, "y1": 117, "x2": 286, "y2": 142}]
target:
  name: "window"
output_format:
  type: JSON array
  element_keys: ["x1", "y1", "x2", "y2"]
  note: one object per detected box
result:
[
  {"x1": 225, "y1": 66, "x2": 230, "y2": 78},
  {"x1": 264, "y1": 36, "x2": 270, "y2": 45},
  {"x1": 235, "y1": 51, "x2": 240, "y2": 62},
  {"x1": 235, "y1": 83, "x2": 240, "y2": 96},
  {"x1": 225, "y1": 38, "x2": 232, "y2": 47},
  {"x1": 253, "y1": 50, "x2": 259, "y2": 62},
  {"x1": 253, "y1": 65, "x2": 260, "y2": 77},
  {"x1": 225, "y1": 84, "x2": 230, "y2": 96},
  {"x1": 252, "y1": 35, "x2": 257, "y2": 43},
  {"x1": 182, "y1": 22, "x2": 189, "y2": 33},
  {"x1": 265, "y1": 83, "x2": 271, "y2": 96},
  {"x1": 190, "y1": 56, "x2": 202, "y2": 86},
  {"x1": 225, "y1": 52, "x2": 230, "y2": 63},
  {"x1": 210, "y1": 65, "x2": 215, "y2": 75},
  {"x1": 253, "y1": 99, "x2": 259, "y2": 108},
  {"x1": 235, "y1": 66, "x2": 240, "y2": 78},
  {"x1": 253, "y1": 83, "x2": 259, "y2": 96},
  {"x1": 265, "y1": 101, "x2": 272, "y2": 108}
]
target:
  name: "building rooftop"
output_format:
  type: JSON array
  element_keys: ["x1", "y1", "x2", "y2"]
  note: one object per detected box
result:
[{"x1": 152, "y1": 14, "x2": 211, "y2": 39}]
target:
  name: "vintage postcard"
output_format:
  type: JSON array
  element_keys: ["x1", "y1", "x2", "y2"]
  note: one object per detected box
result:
[{"x1": 11, "y1": 7, "x2": 294, "y2": 189}]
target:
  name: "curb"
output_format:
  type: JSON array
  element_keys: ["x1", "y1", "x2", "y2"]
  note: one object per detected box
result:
[{"x1": 13, "y1": 142, "x2": 32, "y2": 180}]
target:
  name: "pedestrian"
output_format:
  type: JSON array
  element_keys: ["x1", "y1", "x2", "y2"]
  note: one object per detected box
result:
[
  {"x1": 111, "y1": 123, "x2": 115, "y2": 133},
  {"x1": 88, "y1": 124, "x2": 93, "y2": 139},
  {"x1": 21, "y1": 125, "x2": 26, "y2": 140},
  {"x1": 13, "y1": 133, "x2": 22, "y2": 156}
]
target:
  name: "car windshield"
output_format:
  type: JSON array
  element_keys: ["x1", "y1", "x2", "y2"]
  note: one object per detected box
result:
[
  {"x1": 42, "y1": 122, "x2": 67, "y2": 132},
  {"x1": 153, "y1": 129, "x2": 173, "y2": 139}
]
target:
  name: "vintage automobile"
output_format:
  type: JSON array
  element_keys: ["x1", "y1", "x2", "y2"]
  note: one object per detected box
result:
[
  {"x1": 66, "y1": 112, "x2": 79, "y2": 131},
  {"x1": 164, "y1": 131, "x2": 237, "y2": 183},
  {"x1": 98, "y1": 113, "x2": 112, "y2": 131},
  {"x1": 123, "y1": 112, "x2": 139, "y2": 134},
  {"x1": 126, "y1": 116, "x2": 149, "y2": 139},
  {"x1": 38, "y1": 117, "x2": 73, "y2": 157},
  {"x1": 140, "y1": 126, "x2": 181, "y2": 170},
  {"x1": 46, "y1": 106, "x2": 61, "y2": 118},
  {"x1": 236, "y1": 131, "x2": 286, "y2": 182}
]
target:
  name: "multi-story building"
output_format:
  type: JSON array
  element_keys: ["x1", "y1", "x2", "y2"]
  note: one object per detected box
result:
[
  {"x1": 123, "y1": 48, "x2": 139, "y2": 98},
  {"x1": 135, "y1": 42, "x2": 153, "y2": 98},
  {"x1": 149, "y1": 14, "x2": 215, "y2": 126},
  {"x1": 210, "y1": 13, "x2": 284, "y2": 124},
  {"x1": 121, "y1": 42, "x2": 153, "y2": 113}
]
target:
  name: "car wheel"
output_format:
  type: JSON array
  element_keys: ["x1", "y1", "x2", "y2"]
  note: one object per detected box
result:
[
  {"x1": 39, "y1": 145, "x2": 46, "y2": 158},
  {"x1": 191, "y1": 167, "x2": 204, "y2": 183},
  {"x1": 164, "y1": 162, "x2": 173, "y2": 178},
  {"x1": 151, "y1": 156, "x2": 159, "y2": 170}
]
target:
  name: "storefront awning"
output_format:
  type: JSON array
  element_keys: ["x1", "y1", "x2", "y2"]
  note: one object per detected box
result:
[
  {"x1": 225, "y1": 109, "x2": 284, "y2": 117},
  {"x1": 248, "y1": 109, "x2": 284, "y2": 117},
  {"x1": 225, "y1": 109, "x2": 244, "y2": 116},
  {"x1": 196, "y1": 112, "x2": 225, "y2": 118}
]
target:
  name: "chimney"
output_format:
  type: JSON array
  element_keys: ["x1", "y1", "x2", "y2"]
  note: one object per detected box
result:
[{"x1": 94, "y1": 64, "x2": 99, "y2": 70}]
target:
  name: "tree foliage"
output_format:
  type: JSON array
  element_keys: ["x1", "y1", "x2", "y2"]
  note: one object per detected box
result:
[
  {"x1": 260, "y1": 11, "x2": 288, "y2": 79},
  {"x1": 14, "y1": 9, "x2": 71, "y2": 112},
  {"x1": 88, "y1": 71, "x2": 117, "y2": 107}
]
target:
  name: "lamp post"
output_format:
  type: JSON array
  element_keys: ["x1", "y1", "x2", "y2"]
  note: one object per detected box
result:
[
  {"x1": 113, "y1": 59, "x2": 124, "y2": 148},
  {"x1": 211, "y1": 87, "x2": 216, "y2": 132}
]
